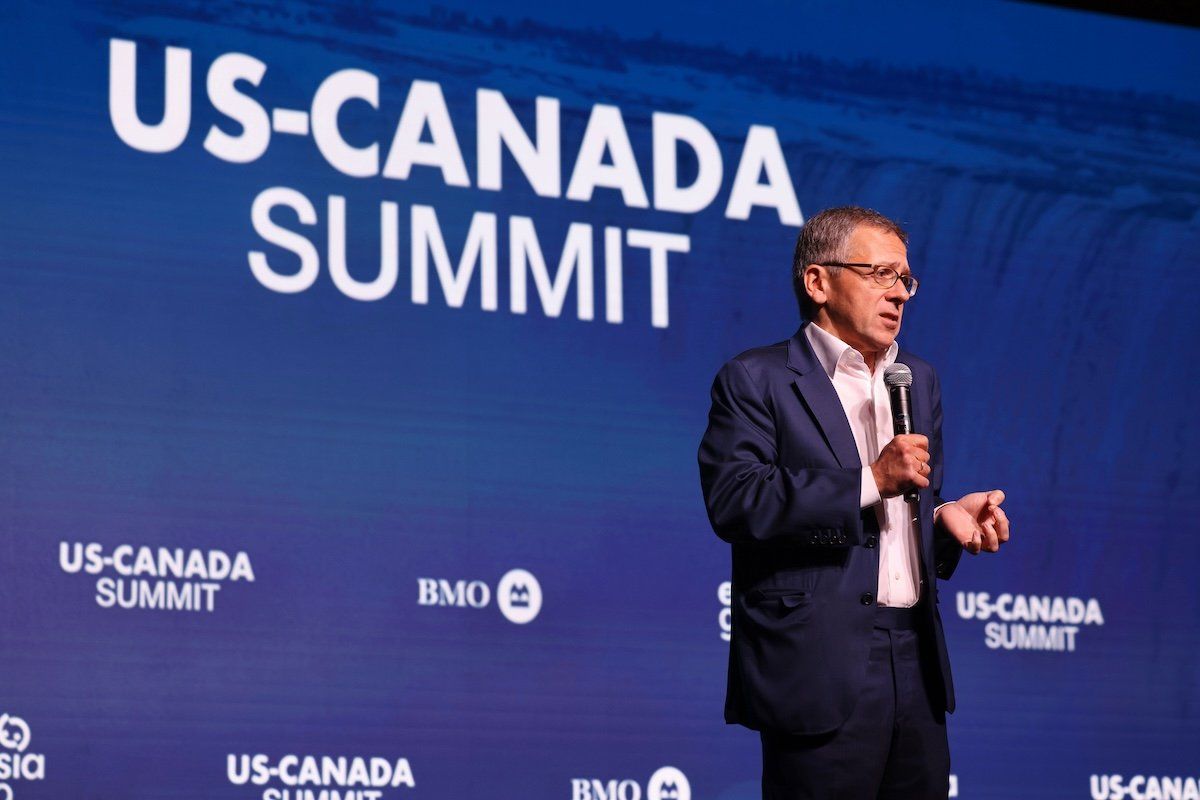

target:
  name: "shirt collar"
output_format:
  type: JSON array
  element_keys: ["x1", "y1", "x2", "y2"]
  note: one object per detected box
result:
[{"x1": 804, "y1": 321, "x2": 899, "y2": 378}]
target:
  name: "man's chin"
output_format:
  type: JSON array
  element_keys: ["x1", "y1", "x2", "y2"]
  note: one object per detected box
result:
[{"x1": 873, "y1": 331, "x2": 899, "y2": 350}]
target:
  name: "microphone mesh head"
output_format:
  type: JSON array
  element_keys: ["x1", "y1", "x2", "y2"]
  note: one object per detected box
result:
[{"x1": 884, "y1": 363, "x2": 913, "y2": 387}]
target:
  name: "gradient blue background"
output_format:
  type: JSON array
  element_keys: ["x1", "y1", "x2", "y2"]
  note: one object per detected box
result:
[{"x1": 1, "y1": 1, "x2": 1198, "y2": 797}]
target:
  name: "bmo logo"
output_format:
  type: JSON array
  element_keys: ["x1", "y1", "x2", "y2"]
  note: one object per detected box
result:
[
  {"x1": 419, "y1": 578, "x2": 491, "y2": 609},
  {"x1": 417, "y1": 568, "x2": 542, "y2": 624},
  {"x1": 571, "y1": 766, "x2": 690, "y2": 800}
]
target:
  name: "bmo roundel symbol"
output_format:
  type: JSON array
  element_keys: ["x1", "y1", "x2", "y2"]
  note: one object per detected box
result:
[
  {"x1": 648, "y1": 766, "x2": 690, "y2": 800},
  {"x1": 497, "y1": 569, "x2": 542, "y2": 624}
]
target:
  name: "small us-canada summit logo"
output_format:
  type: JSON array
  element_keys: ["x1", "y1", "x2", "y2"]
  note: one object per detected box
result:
[
  {"x1": 571, "y1": 766, "x2": 690, "y2": 800},
  {"x1": 59, "y1": 541, "x2": 254, "y2": 612},
  {"x1": 417, "y1": 568, "x2": 542, "y2": 624},
  {"x1": 1091, "y1": 773, "x2": 1200, "y2": 800},
  {"x1": 0, "y1": 713, "x2": 46, "y2": 800},
  {"x1": 227, "y1": 754, "x2": 414, "y2": 799},
  {"x1": 955, "y1": 590, "x2": 1104, "y2": 652}
]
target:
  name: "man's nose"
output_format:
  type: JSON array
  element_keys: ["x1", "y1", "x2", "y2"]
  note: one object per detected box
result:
[{"x1": 885, "y1": 280, "x2": 910, "y2": 304}]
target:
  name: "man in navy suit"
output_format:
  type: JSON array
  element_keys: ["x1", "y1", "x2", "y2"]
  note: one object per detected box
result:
[{"x1": 698, "y1": 206, "x2": 1009, "y2": 799}]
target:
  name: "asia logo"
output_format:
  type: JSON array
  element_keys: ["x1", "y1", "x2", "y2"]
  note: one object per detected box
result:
[
  {"x1": 1091, "y1": 774, "x2": 1200, "y2": 800},
  {"x1": 417, "y1": 568, "x2": 542, "y2": 624},
  {"x1": 227, "y1": 754, "x2": 415, "y2": 799},
  {"x1": 571, "y1": 766, "x2": 690, "y2": 800},
  {"x1": 955, "y1": 591, "x2": 1104, "y2": 652},
  {"x1": 59, "y1": 542, "x2": 255, "y2": 613},
  {"x1": 0, "y1": 713, "x2": 46, "y2": 800}
]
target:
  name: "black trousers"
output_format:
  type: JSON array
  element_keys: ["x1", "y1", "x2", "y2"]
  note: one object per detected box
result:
[{"x1": 760, "y1": 607, "x2": 951, "y2": 800}]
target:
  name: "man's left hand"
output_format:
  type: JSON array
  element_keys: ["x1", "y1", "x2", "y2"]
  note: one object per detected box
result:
[{"x1": 936, "y1": 490, "x2": 1010, "y2": 555}]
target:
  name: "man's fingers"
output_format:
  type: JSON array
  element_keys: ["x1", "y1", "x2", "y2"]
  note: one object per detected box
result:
[
  {"x1": 991, "y1": 505, "x2": 1010, "y2": 542},
  {"x1": 901, "y1": 456, "x2": 930, "y2": 490},
  {"x1": 949, "y1": 510, "x2": 981, "y2": 553},
  {"x1": 981, "y1": 519, "x2": 999, "y2": 552},
  {"x1": 877, "y1": 435, "x2": 935, "y2": 497},
  {"x1": 988, "y1": 489, "x2": 1005, "y2": 506},
  {"x1": 895, "y1": 434, "x2": 929, "y2": 450},
  {"x1": 908, "y1": 460, "x2": 930, "y2": 488}
]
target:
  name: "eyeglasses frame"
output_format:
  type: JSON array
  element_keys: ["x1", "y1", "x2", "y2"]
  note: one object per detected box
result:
[{"x1": 817, "y1": 262, "x2": 919, "y2": 296}]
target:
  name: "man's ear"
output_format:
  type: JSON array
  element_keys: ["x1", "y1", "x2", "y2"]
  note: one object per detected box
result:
[{"x1": 804, "y1": 264, "x2": 828, "y2": 308}]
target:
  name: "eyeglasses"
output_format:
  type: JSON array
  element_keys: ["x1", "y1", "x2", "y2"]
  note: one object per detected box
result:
[{"x1": 819, "y1": 262, "x2": 919, "y2": 297}]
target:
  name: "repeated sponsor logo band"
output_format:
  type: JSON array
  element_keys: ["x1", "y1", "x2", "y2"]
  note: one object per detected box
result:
[
  {"x1": 59, "y1": 542, "x2": 255, "y2": 612},
  {"x1": 227, "y1": 754, "x2": 415, "y2": 799},
  {"x1": 956, "y1": 591, "x2": 1104, "y2": 652}
]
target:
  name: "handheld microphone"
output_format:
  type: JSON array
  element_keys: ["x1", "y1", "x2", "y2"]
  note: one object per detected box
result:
[{"x1": 883, "y1": 364, "x2": 919, "y2": 503}]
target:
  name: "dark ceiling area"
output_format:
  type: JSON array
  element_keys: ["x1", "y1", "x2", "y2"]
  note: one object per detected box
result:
[{"x1": 1017, "y1": 0, "x2": 1200, "y2": 28}]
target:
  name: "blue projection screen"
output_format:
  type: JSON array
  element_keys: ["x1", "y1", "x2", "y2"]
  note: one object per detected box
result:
[{"x1": 1, "y1": 1, "x2": 1198, "y2": 798}]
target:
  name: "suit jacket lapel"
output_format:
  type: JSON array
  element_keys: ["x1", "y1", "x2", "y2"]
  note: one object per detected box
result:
[
  {"x1": 787, "y1": 325, "x2": 861, "y2": 469},
  {"x1": 895, "y1": 350, "x2": 935, "y2": 569}
]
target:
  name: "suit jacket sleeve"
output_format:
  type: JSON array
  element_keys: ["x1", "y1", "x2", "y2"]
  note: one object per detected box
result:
[{"x1": 698, "y1": 358, "x2": 863, "y2": 546}]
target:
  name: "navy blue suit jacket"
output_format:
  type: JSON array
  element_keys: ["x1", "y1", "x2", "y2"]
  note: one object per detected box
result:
[{"x1": 698, "y1": 323, "x2": 963, "y2": 735}]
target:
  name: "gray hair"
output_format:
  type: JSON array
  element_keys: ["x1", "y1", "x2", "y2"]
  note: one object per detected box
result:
[{"x1": 792, "y1": 206, "x2": 908, "y2": 319}]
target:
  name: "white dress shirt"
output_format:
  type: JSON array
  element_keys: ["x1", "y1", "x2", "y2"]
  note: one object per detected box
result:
[{"x1": 804, "y1": 323, "x2": 922, "y2": 607}]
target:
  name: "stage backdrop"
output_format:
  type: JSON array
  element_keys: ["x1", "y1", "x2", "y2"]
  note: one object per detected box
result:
[{"x1": 2, "y1": 1, "x2": 1198, "y2": 798}]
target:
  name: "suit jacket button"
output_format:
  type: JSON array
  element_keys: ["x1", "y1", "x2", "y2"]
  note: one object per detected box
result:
[
  {"x1": 865, "y1": 535, "x2": 876, "y2": 548},
  {"x1": 860, "y1": 592, "x2": 874, "y2": 606}
]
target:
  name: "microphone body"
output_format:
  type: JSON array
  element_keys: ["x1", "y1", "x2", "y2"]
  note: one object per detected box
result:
[{"x1": 883, "y1": 365, "x2": 919, "y2": 504}]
